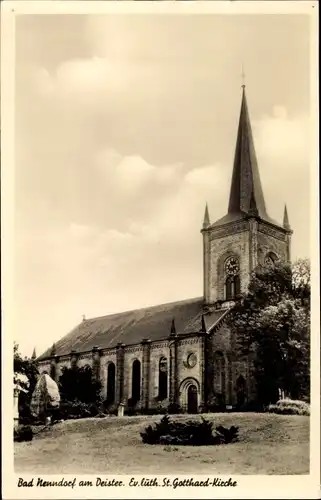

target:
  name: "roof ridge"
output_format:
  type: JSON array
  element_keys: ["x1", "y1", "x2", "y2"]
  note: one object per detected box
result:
[{"x1": 82, "y1": 296, "x2": 203, "y2": 323}]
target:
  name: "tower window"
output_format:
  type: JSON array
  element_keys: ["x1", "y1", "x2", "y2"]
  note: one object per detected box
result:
[
  {"x1": 264, "y1": 252, "x2": 278, "y2": 267},
  {"x1": 224, "y1": 256, "x2": 240, "y2": 300},
  {"x1": 225, "y1": 275, "x2": 240, "y2": 300}
]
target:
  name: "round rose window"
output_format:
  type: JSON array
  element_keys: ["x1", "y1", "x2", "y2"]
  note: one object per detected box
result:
[{"x1": 186, "y1": 353, "x2": 197, "y2": 368}]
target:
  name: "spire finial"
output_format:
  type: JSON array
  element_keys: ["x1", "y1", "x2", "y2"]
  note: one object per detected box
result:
[
  {"x1": 200, "y1": 314, "x2": 206, "y2": 333},
  {"x1": 283, "y1": 203, "x2": 290, "y2": 229},
  {"x1": 31, "y1": 347, "x2": 37, "y2": 360},
  {"x1": 241, "y1": 64, "x2": 246, "y2": 89},
  {"x1": 203, "y1": 202, "x2": 210, "y2": 229}
]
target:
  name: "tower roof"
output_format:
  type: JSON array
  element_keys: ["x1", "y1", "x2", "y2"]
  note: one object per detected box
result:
[
  {"x1": 228, "y1": 86, "x2": 268, "y2": 218},
  {"x1": 211, "y1": 86, "x2": 278, "y2": 228}
]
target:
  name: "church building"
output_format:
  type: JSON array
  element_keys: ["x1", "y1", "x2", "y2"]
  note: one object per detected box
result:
[{"x1": 37, "y1": 86, "x2": 292, "y2": 413}]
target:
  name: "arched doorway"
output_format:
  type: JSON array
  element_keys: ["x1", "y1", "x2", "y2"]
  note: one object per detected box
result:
[
  {"x1": 179, "y1": 377, "x2": 200, "y2": 413},
  {"x1": 187, "y1": 385, "x2": 198, "y2": 414}
]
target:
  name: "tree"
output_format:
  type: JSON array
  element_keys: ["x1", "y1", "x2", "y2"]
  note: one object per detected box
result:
[
  {"x1": 14, "y1": 343, "x2": 39, "y2": 420},
  {"x1": 58, "y1": 365, "x2": 102, "y2": 404},
  {"x1": 227, "y1": 259, "x2": 310, "y2": 405}
]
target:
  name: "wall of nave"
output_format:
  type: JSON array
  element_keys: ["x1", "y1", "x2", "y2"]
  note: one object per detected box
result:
[{"x1": 37, "y1": 328, "x2": 255, "y2": 412}]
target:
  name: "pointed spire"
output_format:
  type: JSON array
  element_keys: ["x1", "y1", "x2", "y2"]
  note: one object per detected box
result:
[
  {"x1": 283, "y1": 204, "x2": 290, "y2": 229},
  {"x1": 170, "y1": 318, "x2": 176, "y2": 335},
  {"x1": 200, "y1": 314, "x2": 206, "y2": 333},
  {"x1": 31, "y1": 347, "x2": 37, "y2": 360},
  {"x1": 228, "y1": 86, "x2": 269, "y2": 220},
  {"x1": 203, "y1": 202, "x2": 210, "y2": 229},
  {"x1": 248, "y1": 189, "x2": 259, "y2": 217}
]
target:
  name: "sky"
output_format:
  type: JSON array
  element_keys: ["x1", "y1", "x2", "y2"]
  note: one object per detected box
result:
[{"x1": 14, "y1": 13, "x2": 311, "y2": 357}]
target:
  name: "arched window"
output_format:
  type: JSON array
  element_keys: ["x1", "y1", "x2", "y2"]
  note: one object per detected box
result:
[
  {"x1": 264, "y1": 251, "x2": 278, "y2": 267},
  {"x1": 132, "y1": 360, "x2": 141, "y2": 403},
  {"x1": 225, "y1": 275, "x2": 240, "y2": 300},
  {"x1": 224, "y1": 256, "x2": 240, "y2": 300},
  {"x1": 236, "y1": 375, "x2": 247, "y2": 407},
  {"x1": 106, "y1": 362, "x2": 116, "y2": 405},
  {"x1": 213, "y1": 351, "x2": 226, "y2": 404},
  {"x1": 158, "y1": 357, "x2": 168, "y2": 400}
]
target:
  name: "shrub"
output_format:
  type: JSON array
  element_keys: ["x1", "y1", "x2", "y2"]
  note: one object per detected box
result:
[
  {"x1": 14, "y1": 425, "x2": 33, "y2": 442},
  {"x1": 59, "y1": 400, "x2": 99, "y2": 420},
  {"x1": 140, "y1": 416, "x2": 239, "y2": 446},
  {"x1": 59, "y1": 365, "x2": 102, "y2": 404},
  {"x1": 267, "y1": 399, "x2": 310, "y2": 416},
  {"x1": 238, "y1": 400, "x2": 264, "y2": 413},
  {"x1": 167, "y1": 403, "x2": 183, "y2": 414},
  {"x1": 124, "y1": 406, "x2": 168, "y2": 417},
  {"x1": 19, "y1": 415, "x2": 34, "y2": 426},
  {"x1": 215, "y1": 425, "x2": 239, "y2": 444}
]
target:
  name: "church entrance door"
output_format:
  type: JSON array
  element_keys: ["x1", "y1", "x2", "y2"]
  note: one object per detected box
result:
[{"x1": 187, "y1": 385, "x2": 198, "y2": 413}]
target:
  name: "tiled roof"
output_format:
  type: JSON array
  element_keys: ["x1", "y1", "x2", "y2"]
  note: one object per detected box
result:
[{"x1": 38, "y1": 297, "x2": 226, "y2": 360}]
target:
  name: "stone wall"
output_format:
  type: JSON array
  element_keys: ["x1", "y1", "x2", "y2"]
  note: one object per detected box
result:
[
  {"x1": 257, "y1": 225, "x2": 288, "y2": 263},
  {"x1": 149, "y1": 341, "x2": 170, "y2": 409},
  {"x1": 204, "y1": 218, "x2": 290, "y2": 306},
  {"x1": 100, "y1": 350, "x2": 117, "y2": 401},
  {"x1": 176, "y1": 336, "x2": 203, "y2": 410},
  {"x1": 208, "y1": 230, "x2": 250, "y2": 303},
  {"x1": 36, "y1": 326, "x2": 256, "y2": 412},
  {"x1": 123, "y1": 344, "x2": 144, "y2": 407}
]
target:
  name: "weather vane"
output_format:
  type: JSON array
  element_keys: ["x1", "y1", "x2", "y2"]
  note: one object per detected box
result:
[{"x1": 241, "y1": 64, "x2": 246, "y2": 88}]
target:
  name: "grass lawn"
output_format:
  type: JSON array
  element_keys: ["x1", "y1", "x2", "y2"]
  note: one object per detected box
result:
[{"x1": 14, "y1": 413, "x2": 309, "y2": 475}]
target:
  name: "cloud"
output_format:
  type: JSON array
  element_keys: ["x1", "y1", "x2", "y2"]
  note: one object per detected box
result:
[
  {"x1": 254, "y1": 106, "x2": 309, "y2": 171},
  {"x1": 14, "y1": 18, "x2": 311, "y2": 357},
  {"x1": 253, "y1": 107, "x2": 310, "y2": 259}
]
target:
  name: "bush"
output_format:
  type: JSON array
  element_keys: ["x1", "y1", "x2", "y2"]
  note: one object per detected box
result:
[
  {"x1": 19, "y1": 415, "x2": 34, "y2": 426},
  {"x1": 124, "y1": 406, "x2": 168, "y2": 417},
  {"x1": 140, "y1": 415, "x2": 239, "y2": 446},
  {"x1": 14, "y1": 425, "x2": 33, "y2": 442},
  {"x1": 59, "y1": 400, "x2": 100, "y2": 420},
  {"x1": 215, "y1": 425, "x2": 239, "y2": 444},
  {"x1": 238, "y1": 400, "x2": 264, "y2": 413},
  {"x1": 167, "y1": 403, "x2": 183, "y2": 414},
  {"x1": 59, "y1": 365, "x2": 102, "y2": 404},
  {"x1": 267, "y1": 399, "x2": 310, "y2": 416}
]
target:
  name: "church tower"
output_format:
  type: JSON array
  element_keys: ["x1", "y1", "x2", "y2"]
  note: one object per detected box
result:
[{"x1": 202, "y1": 86, "x2": 292, "y2": 307}]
